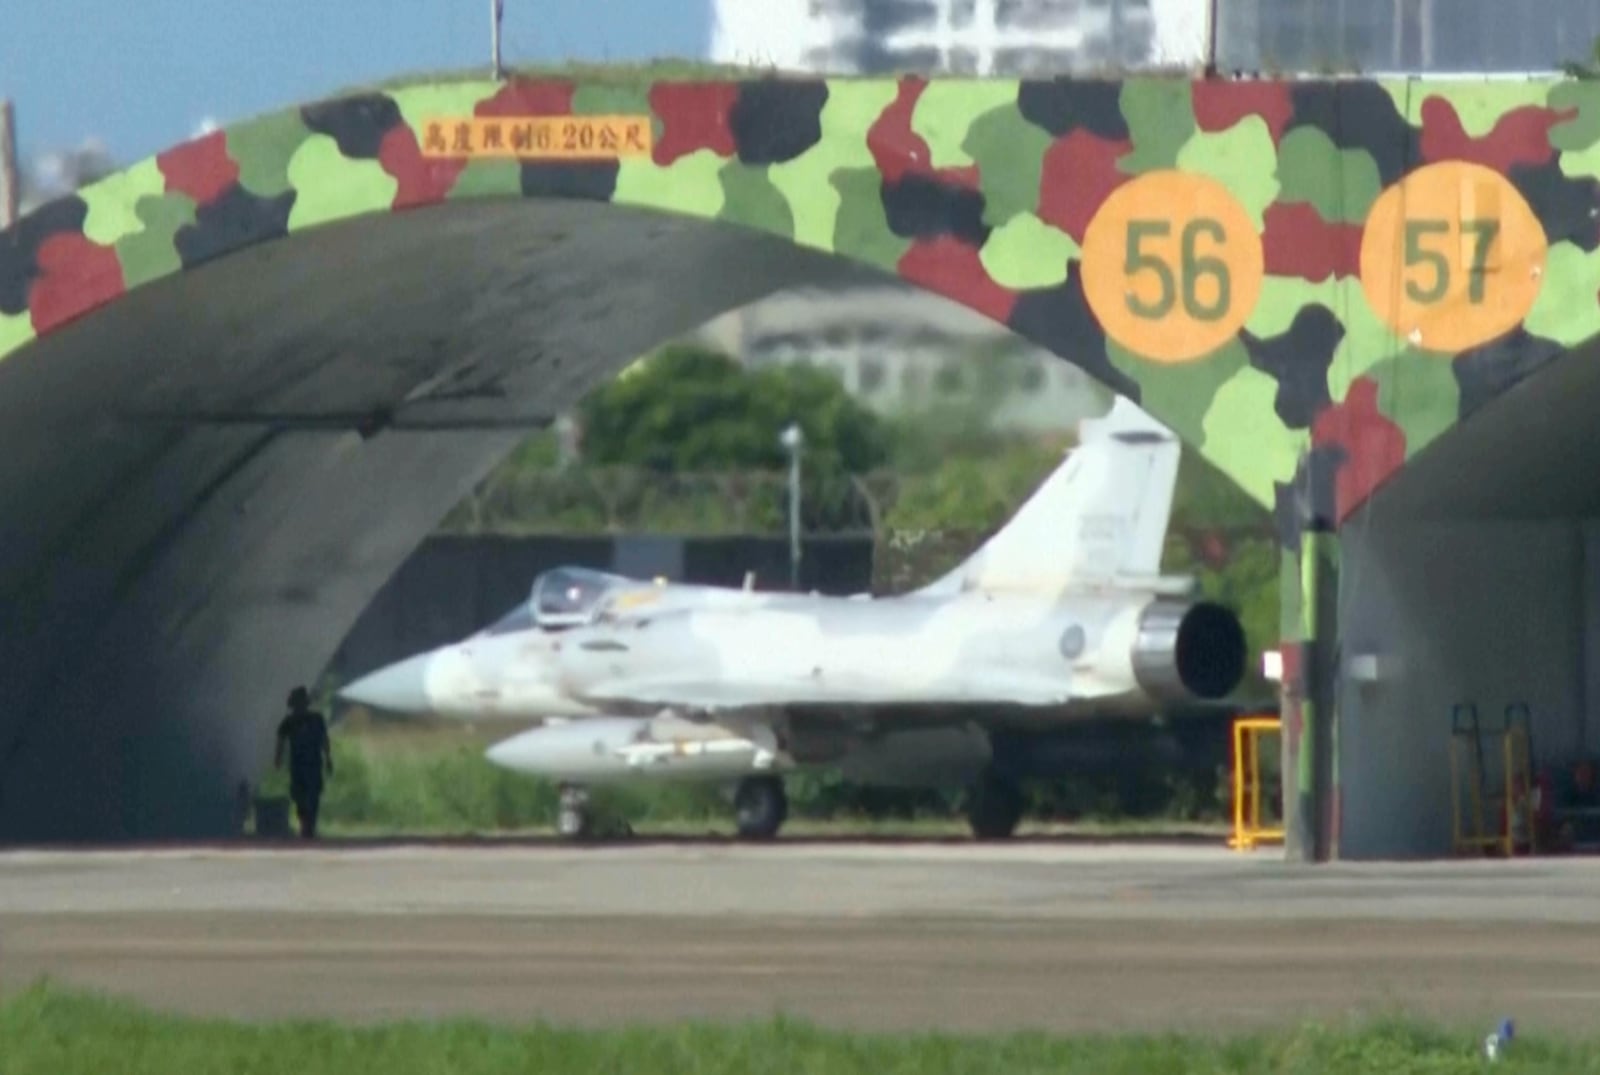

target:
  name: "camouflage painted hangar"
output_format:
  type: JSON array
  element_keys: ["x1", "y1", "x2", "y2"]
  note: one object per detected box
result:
[{"x1": 3, "y1": 69, "x2": 1600, "y2": 858}]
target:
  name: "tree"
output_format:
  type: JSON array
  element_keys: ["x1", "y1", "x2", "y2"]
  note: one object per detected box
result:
[{"x1": 577, "y1": 344, "x2": 891, "y2": 476}]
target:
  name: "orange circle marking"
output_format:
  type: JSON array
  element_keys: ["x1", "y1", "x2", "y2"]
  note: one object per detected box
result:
[
  {"x1": 1359, "y1": 161, "x2": 1547, "y2": 354},
  {"x1": 1081, "y1": 170, "x2": 1265, "y2": 364}
]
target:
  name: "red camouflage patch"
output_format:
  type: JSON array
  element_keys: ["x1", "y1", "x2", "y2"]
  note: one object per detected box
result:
[
  {"x1": 897, "y1": 236, "x2": 1016, "y2": 324},
  {"x1": 475, "y1": 79, "x2": 576, "y2": 117},
  {"x1": 867, "y1": 76, "x2": 980, "y2": 189},
  {"x1": 1419, "y1": 97, "x2": 1574, "y2": 171},
  {"x1": 29, "y1": 233, "x2": 126, "y2": 335},
  {"x1": 1191, "y1": 81, "x2": 1295, "y2": 144},
  {"x1": 157, "y1": 131, "x2": 240, "y2": 206},
  {"x1": 1311, "y1": 378, "x2": 1407, "y2": 523},
  {"x1": 649, "y1": 83, "x2": 740, "y2": 166},
  {"x1": 379, "y1": 126, "x2": 469, "y2": 210},
  {"x1": 1037, "y1": 128, "x2": 1132, "y2": 243},
  {"x1": 1262, "y1": 202, "x2": 1361, "y2": 282}
]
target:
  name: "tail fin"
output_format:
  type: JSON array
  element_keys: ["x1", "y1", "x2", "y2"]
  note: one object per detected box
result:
[{"x1": 914, "y1": 398, "x2": 1181, "y2": 597}]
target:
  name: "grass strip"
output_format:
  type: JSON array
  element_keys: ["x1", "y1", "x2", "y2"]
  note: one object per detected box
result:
[{"x1": 3, "y1": 983, "x2": 1593, "y2": 1075}]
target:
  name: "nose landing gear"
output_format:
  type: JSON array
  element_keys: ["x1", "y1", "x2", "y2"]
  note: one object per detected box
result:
[
  {"x1": 734, "y1": 775, "x2": 788, "y2": 839},
  {"x1": 556, "y1": 784, "x2": 591, "y2": 839}
]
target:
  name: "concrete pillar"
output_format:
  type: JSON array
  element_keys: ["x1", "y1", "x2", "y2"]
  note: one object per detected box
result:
[{"x1": 1279, "y1": 454, "x2": 1342, "y2": 863}]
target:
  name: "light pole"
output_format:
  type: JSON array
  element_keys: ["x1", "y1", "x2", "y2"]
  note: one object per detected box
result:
[
  {"x1": 780, "y1": 422, "x2": 804, "y2": 590},
  {"x1": 1, "y1": 100, "x2": 18, "y2": 229},
  {"x1": 490, "y1": 0, "x2": 505, "y2": 80}
]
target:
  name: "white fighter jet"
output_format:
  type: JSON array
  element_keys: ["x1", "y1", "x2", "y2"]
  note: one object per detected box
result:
[{"x1": 340, "y1": 399, "x2": 1247, "y2": 839}]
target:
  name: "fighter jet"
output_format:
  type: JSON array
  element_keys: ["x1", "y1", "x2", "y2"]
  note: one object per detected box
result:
[{"x1": 340, "y1": 398, "x2": 1247, "y2": 840}]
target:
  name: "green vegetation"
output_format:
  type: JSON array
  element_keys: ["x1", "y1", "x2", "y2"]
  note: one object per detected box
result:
[
  {"x1": 3, "y1": 983, "x2": 1586, "y2": 1075},
  {"x1": 257, "y1": 716, "x2": 1235, "y2": 837}
]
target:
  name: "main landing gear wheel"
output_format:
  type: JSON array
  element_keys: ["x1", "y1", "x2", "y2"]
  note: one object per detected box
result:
[
  {"x1": 965, "y1": 771, "x2": 1024, "y2": 840},
  {"x1": 734, "y1": 776, "x2": 787, "y2": 840},
  {"x1": 556, "y1": 784, "x2": 591, "y2": 840}
]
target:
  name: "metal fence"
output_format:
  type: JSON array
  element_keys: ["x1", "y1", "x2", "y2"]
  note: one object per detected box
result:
[
  {"x1": 441, "y1": 466, "x2": 894, "y2": 537},
  {"x1": 1215, "y1": 0, "x2": 1600, "y2": 74}
]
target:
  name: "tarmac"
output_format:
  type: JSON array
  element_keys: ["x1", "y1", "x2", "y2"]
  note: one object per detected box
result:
[{"x1": 4, "y1": 838, "x2": 1600, "y2": 1035}]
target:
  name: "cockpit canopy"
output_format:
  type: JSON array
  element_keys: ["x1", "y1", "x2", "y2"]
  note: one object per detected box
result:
[
  {"x1": 532, "y1": 566, "x2": 630, "y2": 628},
  {"x1": 481, "y1": 566, "x2": 639, "y2": 636}
]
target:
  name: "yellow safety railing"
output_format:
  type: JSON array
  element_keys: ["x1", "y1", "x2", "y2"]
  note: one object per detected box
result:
[
  {"x1": 1450, "y1": 703, "x2": 1534, "y2": 857},
  {"x1": 1229, "y1": 716, "x2": 1284, "y2": 851}
]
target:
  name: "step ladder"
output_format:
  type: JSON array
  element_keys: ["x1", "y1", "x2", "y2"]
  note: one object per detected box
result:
[
  {"x1": 1228, "y1": 714, "x2": 1283, "y2": 851},
  {"x1": 1450, "y1": 702, "x2": 1534, "y2": 857}
]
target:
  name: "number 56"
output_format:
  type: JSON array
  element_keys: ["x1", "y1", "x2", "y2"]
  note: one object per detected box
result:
[{"x1": 1123, "y1": 218, "x2": 1232, "y2": 322}]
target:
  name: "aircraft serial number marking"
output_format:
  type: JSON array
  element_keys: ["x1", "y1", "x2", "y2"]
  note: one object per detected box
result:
[{"x1": 419, "y1": 115, "x2": 653, "y2": 160}]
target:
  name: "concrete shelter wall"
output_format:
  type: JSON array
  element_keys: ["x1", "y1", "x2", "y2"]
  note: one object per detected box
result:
[
  {"x1": 1338, "y1": 520, "x2": 1583, "y2": 859},
  {"x1": 1579, "y1": 523, "x2": 1600, "y2": 760}
]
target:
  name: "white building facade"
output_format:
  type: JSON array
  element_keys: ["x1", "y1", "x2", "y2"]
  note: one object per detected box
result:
[{"x1": 710, "y1": 0, "x2": 1189, "y2": 74}]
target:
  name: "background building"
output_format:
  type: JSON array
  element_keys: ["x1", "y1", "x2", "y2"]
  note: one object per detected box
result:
[
  {"x1": 692, "y1": 283, "x2": 1112, "y2": 433},
  {"x1": 708, "y1": 0, "x2": 1195, "y2": 74},
  {"x1": 1214, "y1": 0, "x2": 1599, "y2": 74}
]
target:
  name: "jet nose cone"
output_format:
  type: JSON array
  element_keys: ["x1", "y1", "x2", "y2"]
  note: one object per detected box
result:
[{"x1": 339, "y1": 653, "x2": 432, "y2": 715}]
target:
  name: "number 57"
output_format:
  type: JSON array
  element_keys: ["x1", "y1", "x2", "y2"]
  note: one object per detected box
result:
[{"x1": 1404, "y1": 217, "x2": 1499, "y2": 305}]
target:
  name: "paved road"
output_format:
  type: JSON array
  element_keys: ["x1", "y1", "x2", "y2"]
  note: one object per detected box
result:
[{"x1": 4, "y1": 841, "x2": 1599, "y2": 1034}]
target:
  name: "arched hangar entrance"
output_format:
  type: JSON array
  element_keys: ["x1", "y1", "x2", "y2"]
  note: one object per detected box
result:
[{"x1": 2, "y1": 72, "x2": 1598, "y2": 848}]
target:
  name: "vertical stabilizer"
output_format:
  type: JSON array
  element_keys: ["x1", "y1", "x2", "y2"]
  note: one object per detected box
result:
[{"x1": 914, "y1": 398, "x2": 1181, "y2": 596}]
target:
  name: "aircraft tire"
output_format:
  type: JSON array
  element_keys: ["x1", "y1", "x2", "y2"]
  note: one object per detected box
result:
[
  {"x1": 556, "y1": 785, "x2": 591, "y2": 840},
  {"x1": 734, "y1": 776, "x2": 787, "y2": 840},
  {"x1": 965, "y1": 772, "x2": 1024, "y2": 840}
]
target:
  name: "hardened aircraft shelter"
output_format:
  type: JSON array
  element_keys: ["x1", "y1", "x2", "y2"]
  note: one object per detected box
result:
[{"x1": 3, "y1": 68, "x2": 1600, "y2": 858}]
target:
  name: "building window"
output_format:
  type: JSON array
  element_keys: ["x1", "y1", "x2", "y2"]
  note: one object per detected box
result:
[{"x1": 859, "y1": 357, "x2": 887, "y2": 393}]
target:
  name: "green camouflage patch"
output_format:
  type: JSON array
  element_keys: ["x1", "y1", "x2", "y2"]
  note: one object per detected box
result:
[
  {"x1": 1203, "y1": 365, "x2": 1306, "y2": 506},
  {"x1": 717, "y1": 165, "x2": 795, "y2": 237},
  {"x1": 979, "y1": 212, "x2": 1077, "y2": 289},
  {"x1": 0, "y1": 310, "x2": 34, "y2": 358},
  {"x1": 1367, "y1": 349, "x2": 1462, "y2": 459},
  {"x1": 1174, "y1": 116, "x2": 1281, "y2": 230},
  {"x1": 1524, "y1": 242, "x2": 1600, "y2": 346},
  {"x1": 615, "y1": 149, "x2": 726, "y2": 219},
  {"x1": 831, "y1": 167, "x2": 910, "y2": 271},
  {"x1": 1274, "y1": 126, "x2": 1383, "y2": 224},
  {"x1": 767, "y1": 81, "x2": 899, "y2": 252},
  {"x1": 79, "y1": 159, "x2": 167, "y2": 247},
  {"x1": 227, "y1": 111, "x2": 315, "y2": 200},
  {"x1": 115, "y1": 194, "x2": 196, "y2": 288},
  {"x1": 1118, "y1": 79, "x2": 1196, "y2": 173},
  {"x1": 911, "y1": 80, "x2": 1020, "y2": 170},
  {"x1": 1107, "y1": 336, "x2": 1248, "y2": 451},
  {"x1": 284, "y1": 135, "x2": 400, "y2": 232}
]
